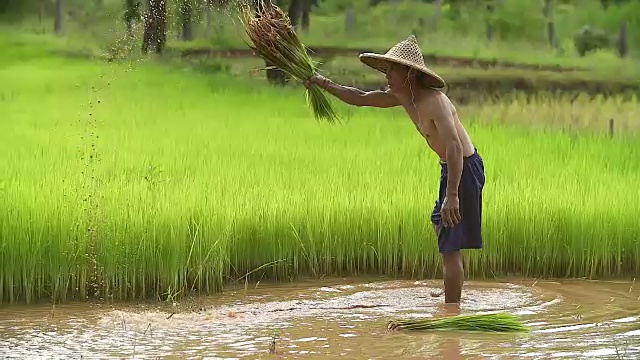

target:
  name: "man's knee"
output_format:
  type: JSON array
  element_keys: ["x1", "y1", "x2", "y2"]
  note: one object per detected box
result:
[{"x1": 441, "y1": 251, "x2": 462, "y2": 268}]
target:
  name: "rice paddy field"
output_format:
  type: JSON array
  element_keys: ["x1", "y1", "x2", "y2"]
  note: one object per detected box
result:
[
  {"x1": 2, "y1": 46, "x2": 639, "y2": 307},
  {"x1": 2, "y1": 31, "x2": 640, "y2": 357}
]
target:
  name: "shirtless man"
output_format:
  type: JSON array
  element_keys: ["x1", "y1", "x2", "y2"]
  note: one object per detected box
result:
[{"x1": 304, "y1": 35, "x2": 485, "y2": 304}]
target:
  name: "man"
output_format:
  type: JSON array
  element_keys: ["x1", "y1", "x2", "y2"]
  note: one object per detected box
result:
[{"x1": 304, "y1": 35, "x2": 485, "y2": 304}]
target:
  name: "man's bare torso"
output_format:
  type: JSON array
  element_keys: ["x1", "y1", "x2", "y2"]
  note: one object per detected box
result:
[{"x1": 398, "y1": 90, "x2": 475, "y2": 161}]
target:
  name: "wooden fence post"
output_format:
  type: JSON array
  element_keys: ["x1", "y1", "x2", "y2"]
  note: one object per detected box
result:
[
  {"x1": 433, "y1": 0, "x2": 442, "y2": 32},
  {"x1": 54, "y1": 0, "x2": 64, "y2": 34},
  {"x1": 617, "y1": 22, "x2": 628, "y2": 58},
  {"x1": 345, "y1": 7, "x2": 355, "y2": 35},
  {"x1": 389, "y1": 0, "x2": 397, "y2": 26},
  {"x1": 543, "y1": 0, "x2": 557, "y2": 49},
  {"x1": 609, "y1": 118, "x2": 614, "y2": 137},
  {"x1": 486, "y1": 1, "x2": 494, "y2": 42}
]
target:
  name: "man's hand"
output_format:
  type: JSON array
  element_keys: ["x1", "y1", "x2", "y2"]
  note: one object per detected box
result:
[
  {"x1": 440, "y1": 195, "x2": 461, "y2": 227},
  {"x1": 304, "y1": 73, "x2": 327, "y2": 89}
]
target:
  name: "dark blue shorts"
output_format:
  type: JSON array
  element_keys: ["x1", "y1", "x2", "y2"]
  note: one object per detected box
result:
[{"x1": 430, "y1": 149, "x2": 485, "y2": 253}]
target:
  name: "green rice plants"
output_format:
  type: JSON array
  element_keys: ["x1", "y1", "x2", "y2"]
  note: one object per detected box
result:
[
  {"x1": 388, "y1": 313, "x2": 529, "y2": 332},
  {"x1": 1, "y1": 49, "x2": 639, "y2": 305}
]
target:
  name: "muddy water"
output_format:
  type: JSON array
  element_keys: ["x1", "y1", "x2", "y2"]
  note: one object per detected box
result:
[{"x1": 0, "y1": 278, "x2": 638, "y2": 359}]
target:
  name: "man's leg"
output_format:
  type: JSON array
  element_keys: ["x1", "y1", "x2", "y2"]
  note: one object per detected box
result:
[
  {"x1": 430, "y1": 224, "x2": 465, "y2": 302},
  {"x1": 441, "y1": 250, "x2": 464, "y2": 304},
  {"x1": 429, "y1": 223, "x2": 445, "y2": 298},
  {"x1": 429, "y1": 165, "x2": 465, "y2": 302}
]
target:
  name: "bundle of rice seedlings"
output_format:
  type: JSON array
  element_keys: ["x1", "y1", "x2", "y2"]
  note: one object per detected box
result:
[
  {"x1": 387, "y1": 313, "x2": 529, "y2": 333},
  {"x1": 239, "y1": 1, "x2": 339, "y2": 123}
]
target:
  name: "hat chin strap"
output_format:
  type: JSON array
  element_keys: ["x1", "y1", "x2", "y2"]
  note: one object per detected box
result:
[{"x1": 405, "y1": 71, "x2": 423, "y2": 127}]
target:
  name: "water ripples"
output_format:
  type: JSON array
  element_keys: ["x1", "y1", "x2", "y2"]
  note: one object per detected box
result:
[{"x1": 0, "y1": 278, "x2": 638, "y2": 359}]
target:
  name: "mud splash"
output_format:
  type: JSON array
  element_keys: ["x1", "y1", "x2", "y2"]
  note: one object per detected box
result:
[{"x1": 0, "y1": 278, "x2": 638, "y2": 359}]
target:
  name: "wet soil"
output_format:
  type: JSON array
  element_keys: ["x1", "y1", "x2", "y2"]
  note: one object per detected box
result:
[{"x1": 0, "y1": 277, "x2": 638, "y2": 359}]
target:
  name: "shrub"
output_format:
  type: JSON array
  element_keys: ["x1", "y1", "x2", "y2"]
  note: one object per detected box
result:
[{"x1": 573, "y1": 25, "x2": 611, "y2": 56}]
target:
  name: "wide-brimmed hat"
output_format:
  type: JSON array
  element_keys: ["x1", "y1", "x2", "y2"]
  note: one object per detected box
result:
[{"x1": 359, "y1": 35, "x2": 445, "y2": 89}]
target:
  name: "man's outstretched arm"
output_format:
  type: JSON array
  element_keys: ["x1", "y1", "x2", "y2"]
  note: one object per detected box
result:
[{"x1": 305, "y1": 74, "x2": 400, "y2": 108}]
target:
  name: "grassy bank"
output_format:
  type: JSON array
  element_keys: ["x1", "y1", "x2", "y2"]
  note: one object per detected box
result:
[
  {"x1": 4, "y1": 0, "x2": 640, "y2": 77},
  {"x1": 183, "y1": 55, "x2": 640, "y2": 100},
  {"x1": 2, "y1": 0, "x2": 639, "y2": 110},
  {"x1": 3, "y1": 28, "x2": 638, "y2": 100},
  {"x1": 1, "y1": 51, "x2": 639, "y2": 305}
]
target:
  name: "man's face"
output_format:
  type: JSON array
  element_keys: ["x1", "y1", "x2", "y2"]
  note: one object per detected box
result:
[{"x1": 385, "y1": 63, "x2": 411, "y2": 92}]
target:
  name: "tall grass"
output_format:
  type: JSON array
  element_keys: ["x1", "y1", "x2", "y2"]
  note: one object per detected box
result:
[{"x1": 1, "y1": 55, "x2": 639, "y2": 305}]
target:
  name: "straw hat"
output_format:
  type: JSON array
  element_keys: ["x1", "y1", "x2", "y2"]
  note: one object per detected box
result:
[{"x1": 359, "y1": 35, "x2": 445, "y2": 89}]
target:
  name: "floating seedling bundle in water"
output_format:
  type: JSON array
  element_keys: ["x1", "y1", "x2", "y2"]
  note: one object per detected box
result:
[
  {"x1": 239, "y1": 1, "x2": 339, "y2": 123},
  {"x1": 388, "y1": 313, "x2": 529, "y2": 332}
]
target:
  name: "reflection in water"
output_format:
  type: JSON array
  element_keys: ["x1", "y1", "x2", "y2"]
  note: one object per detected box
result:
[
  {"x1": 0, "y1": 278, "x2": 638, "y2": 359},
  {"x1": 435, "y1": 304, "x2": 463, "y2": 360}
]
